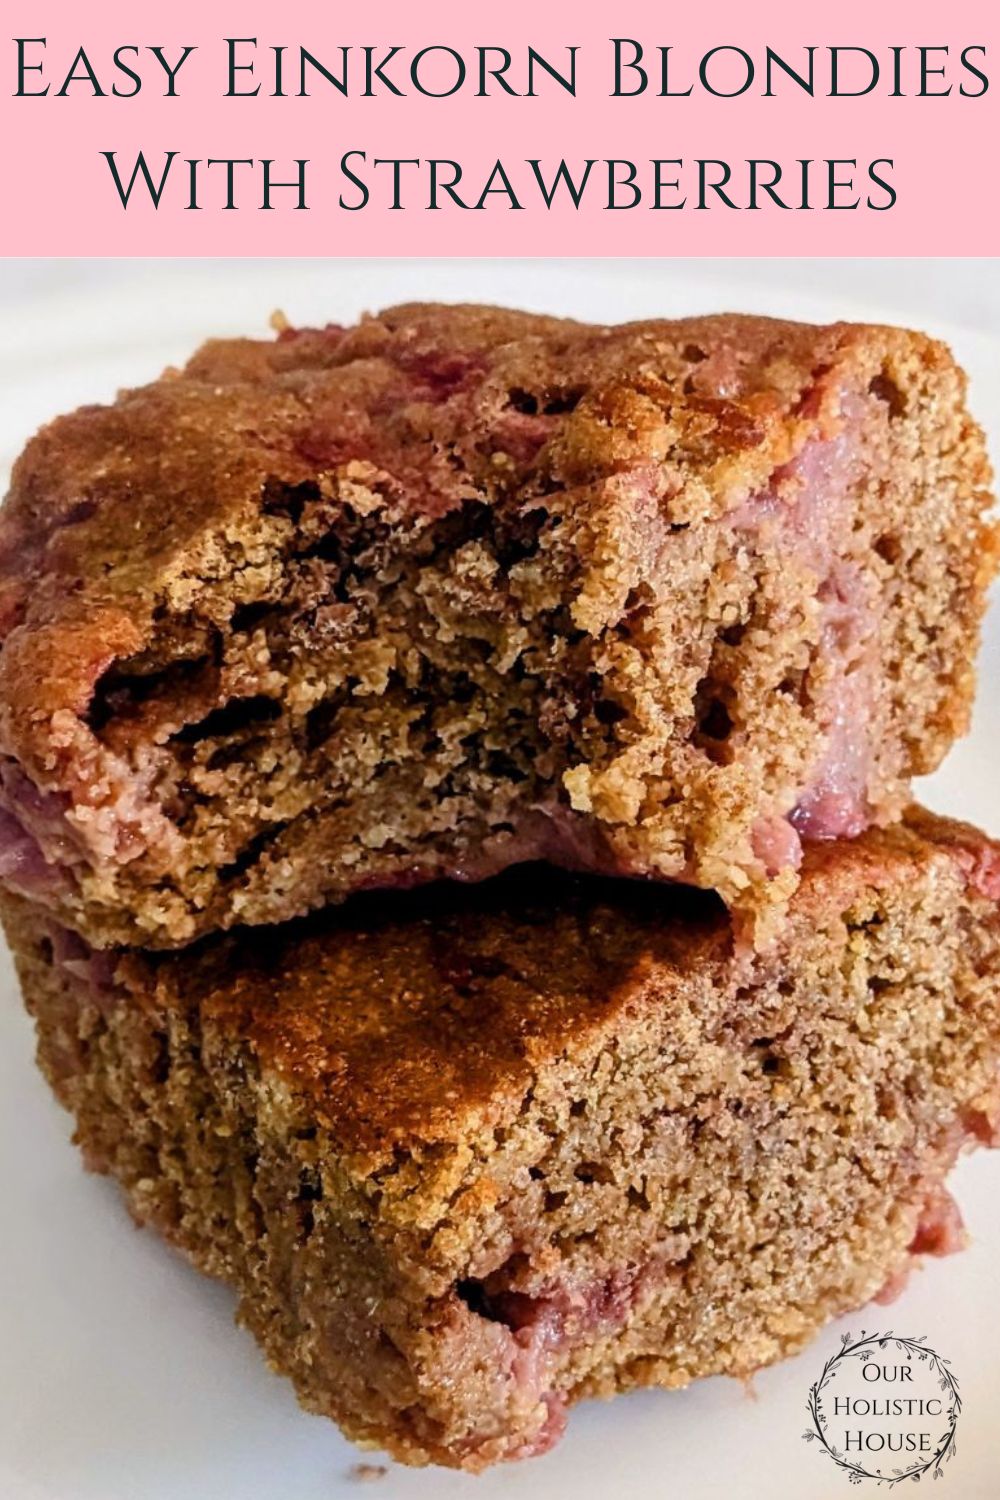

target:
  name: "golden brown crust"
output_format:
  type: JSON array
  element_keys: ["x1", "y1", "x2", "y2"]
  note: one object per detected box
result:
[
  {"x1": 6, "y1": 805, "x2": 995, "y2": 1174},
  {"x1": 180, "y1": 809, "x2": 1000, "y2": 1170},
  {"x1": 0, "y1": 310, "x2": 890, "y2": 729},
  {"x1": 0, "y1": 308, "x2": 969, "y2": 662}
]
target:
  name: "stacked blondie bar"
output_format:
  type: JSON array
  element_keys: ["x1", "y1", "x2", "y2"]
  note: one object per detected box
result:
[{"x1": 1, "y1": 304, "x2": 999, "y2": 1469}]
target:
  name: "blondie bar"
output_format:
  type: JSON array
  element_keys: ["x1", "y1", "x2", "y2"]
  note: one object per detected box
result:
[
  {"x1": 6, "y1": 807, "x2": 999, "y2": 1468},
  {"x1": 0, "y1": 307, "x2": 994, "y2": 946}
]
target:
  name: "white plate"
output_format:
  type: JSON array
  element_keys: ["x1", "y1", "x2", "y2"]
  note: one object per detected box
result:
[{"x1": 1, "y1": 260, "x2": 998, "y2": 1500}]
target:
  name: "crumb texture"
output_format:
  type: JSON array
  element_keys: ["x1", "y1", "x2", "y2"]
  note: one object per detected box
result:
[{"x1": 0, "y1": 307, "x2": 995, "y2": 947}]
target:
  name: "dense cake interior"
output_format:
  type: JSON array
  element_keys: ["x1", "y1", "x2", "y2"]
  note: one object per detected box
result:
[
  {"x1": 9, "y1": 817, "x2": 1000, "y2": 1467},
  {"x1": 0, "y1": 311, "x2": 993, "y2": 947}
]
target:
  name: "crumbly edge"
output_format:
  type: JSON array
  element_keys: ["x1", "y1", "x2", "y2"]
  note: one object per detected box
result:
[{"x1": 6, "y1": 847, "x2": 999, "y2": 1468}]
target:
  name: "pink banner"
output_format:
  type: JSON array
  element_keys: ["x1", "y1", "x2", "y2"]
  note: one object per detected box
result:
[{"x1": 3, "y1": 0, "x2": 997, "y2": 255}]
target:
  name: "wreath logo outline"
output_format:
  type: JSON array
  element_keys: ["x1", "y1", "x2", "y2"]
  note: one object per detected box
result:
[{"x1": 802, "y1": 1331, "x2": 961, "y2": 1486}]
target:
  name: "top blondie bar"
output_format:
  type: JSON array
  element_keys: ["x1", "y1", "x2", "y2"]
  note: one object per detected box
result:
[{"x1": 0, "y1": 304, "x2": 994, "y2": 948}]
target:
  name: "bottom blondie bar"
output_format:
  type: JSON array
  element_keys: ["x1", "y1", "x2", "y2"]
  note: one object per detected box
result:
[{"x1": 5, "y1": 807, "x2": 1000, "y2": 1469}]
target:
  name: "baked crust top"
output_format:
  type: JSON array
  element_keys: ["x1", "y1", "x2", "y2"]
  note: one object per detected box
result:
[
  {"x1": 0, "y1": 305, "x2": 959, "y2": 775},
  {"x1": 96, "y1": 808, "x2": 998, "y2": 1164}
]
